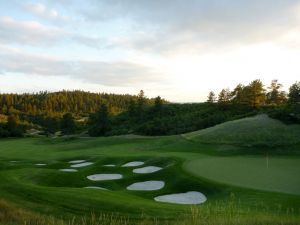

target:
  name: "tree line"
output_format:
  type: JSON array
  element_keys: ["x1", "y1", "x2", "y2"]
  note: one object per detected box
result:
[
  {"x1": 207, "y1": 79, "x2": 300, "y2": 107},
  {"x1": 0, "y1": 90, "x2": 161, "y2": 137},
  {"x1": 0, "y1": 80, "x2": 299, "y2": 138},
  {"x1": 0, "y1": 90, "x2": 157, "y2": 117}
]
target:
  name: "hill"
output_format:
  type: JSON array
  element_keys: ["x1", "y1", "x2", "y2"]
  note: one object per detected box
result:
[{"x1": 183, "y1": 114, "x2": 300, "y2": 146}]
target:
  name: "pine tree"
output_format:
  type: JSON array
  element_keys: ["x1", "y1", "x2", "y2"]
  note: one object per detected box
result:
[
  {"x1": 61, "y1": 113, "x2": 76, "y2": 134},
  {"x1": 288, "y1": 81, "x2": 300, "y2": 104},
  {"x1": 207, "y1": 91, "x2": 216, "y2": 103},
  {"x1": 218, "y1": 88, "x2": 231, "y2": 104},
  {"x1": 247, "y1": 79, "x2": 266, "y2": 107},
  {"x1": 88, "y1": 104, "x2": 111, "y2": 136},
  {"x1": 154, "y1": 96, "x2": 163, "y2": 113},
  {"x1": 266, "y1": 80, "x2": 287, "y2": 105}
]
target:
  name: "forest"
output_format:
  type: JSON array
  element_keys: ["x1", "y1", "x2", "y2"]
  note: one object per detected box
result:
[{"x1": 0, "y1": 79, "x2": 299, "y2": 137}]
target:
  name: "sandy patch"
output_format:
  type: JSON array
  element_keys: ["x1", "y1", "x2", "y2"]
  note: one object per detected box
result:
[
  {"x1": 69, "y1": 160, "x2": 86, "y2": 164},
  {"x1": 122, "y1": 161, "x2": 144, "y2": 167},
  {"x1": 59, "y1": 169, "x2": 78, "y2": 172},
  {"x1": 127, "y1": 181, "x2": 165, "y2": 191},
  {"x1": 70, "y1": 162, "x2": 93, "y2": 168},
  {"x1": 133, "y1": 166, "x2": 162, "y2": 174},
  {"x1": 35, "y1": 163, "x2": 47, "y2": 166},
  {"x1": 87, "y1": 174, "x2": 123, "y2": 181},
  {"x1": 103, "y1": 164, "x2": 116, "y2": 167},
  {"x1": 154, "y1": 191, "x2": 207, "y2": 204},
  {"x1": 84, "y1": 186, "x2": 108, "y2": 190}
]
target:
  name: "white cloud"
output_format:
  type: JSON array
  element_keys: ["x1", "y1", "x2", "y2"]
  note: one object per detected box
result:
[
  {"x1": 25, "y1": 3, "x2": 68, "y2": 22},
  {"x1": 0, "y1": 16, "x2": 103, "y2": 48},
  {"x1": 0, "y1": 16, "x2": 66, "y2": 45},
  {"x1": 81, "y1": 0, "x2": 300, "y2": 54},
  {"x1": 0, "y1": 46, "x2": 165, "y2": 86}
]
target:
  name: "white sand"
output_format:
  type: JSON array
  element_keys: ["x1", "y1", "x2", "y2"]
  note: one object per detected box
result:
[
  {"x1": 127, "y1": 181, "x2": 165, "y2": 191},
  {"x1": 103, "y1": 164, "x2": 116, "y2": 167},
  {"x1": 87, "y1": 174, "x2": 123, "y2": 181},
  {"x1": 133, "y1": 166, "x2": 162, "y2": 174},
  {"x1": 69, "y1": 160, "x2": 86, "y2": 164},
  {"x1": 84, "y1": 186, "x2": 108, "y2": 190},
  {"x1": 59, "y1": 169, "x2": 78, "y2": 172},
  {"x1": 70, "y1": 162, "x2": 93, "y2": 168},
  {"x1": 35, "y1": 163, "x2": 47, "y2": 166},
  {"x1": 154, "y1": 191, "x2": 207, "y2": 204},
  {"x1": 122, "y1": 161, "x2": 144, "y2": 167}
]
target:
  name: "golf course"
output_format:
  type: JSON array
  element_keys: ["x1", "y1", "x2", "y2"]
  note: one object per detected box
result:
[{"x1": 0, "y1": 115, "x2": 300, "y2": 225}]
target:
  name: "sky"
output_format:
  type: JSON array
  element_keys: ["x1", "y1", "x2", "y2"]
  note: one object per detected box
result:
[{"x1": 0, "y1": 0, "x2": 300, "y2": 102}]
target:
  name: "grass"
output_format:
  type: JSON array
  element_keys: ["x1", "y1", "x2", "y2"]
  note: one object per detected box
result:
[
  {"x1": 0, "y1": 115, "x2": 300, "y2": 224},
  {"x1": 184, "y1": 155, "x2": 300, "y2": 195},
  {"x1": 183, "y1": 114, "x2": 300, "y2": 146},
  {"x1": 1, "y1": 198, "x2": 299, "y2": 225}
]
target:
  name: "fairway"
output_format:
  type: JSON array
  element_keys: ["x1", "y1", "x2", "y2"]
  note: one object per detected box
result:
[
  {"x1": 184, "y1": 156, "x2": 300, "y2": 195},
  {"x1": 0, "y1": 136, "x2": 300, "y2": 224}
]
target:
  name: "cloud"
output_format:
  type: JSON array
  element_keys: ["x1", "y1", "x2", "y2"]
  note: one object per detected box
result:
[
  {"x1": 0, "y1": 16, "x2": 65, "y2": 45},
  {"x1": 0, "y1": 46, "x2": 164, "y2": 86},
  {"x1": 25, "y1": 3, "x2": 68, "y2": 22},
  {"x1": 81, "y1": 0, "x2": 300, "y2": 53},
  {"x1": 0, "y1": 16, "x2": 104, "y2": 48}
]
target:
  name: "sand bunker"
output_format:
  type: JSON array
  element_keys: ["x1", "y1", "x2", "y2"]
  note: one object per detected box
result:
[
  {"x1": 59, "y1": 169, "x2": 78, "y2": 172},
  {"x1": 84, "y1": 186, "x2": 108, "y2": 190},
  {"x1": 69, "y1": 160, "x2": 86, "y2": 164},
  {"x1": 127, "y1": 181, "x2": 165, "y2": 191},
  {"x1": 103, "y1": 164, "x2": 116, "y2": 167},
  {"x1": 35, "y1": 163, "x2": 47, "y2": 166},
  {"x1": 122, "y1": 161, "x2": 144, "y2": 167},
  {"x1": 87, "y1": 174, "x2": 123, "y2": 181},
  {"x1": 70, "y1": 162, "x2": 93, "y2": 168},
  {"x1": 154, "y1": 191, "x2": 207, "y2": 204},
  {"x1": 133, "y1": 166, "x2": 162, "y2": 174}
]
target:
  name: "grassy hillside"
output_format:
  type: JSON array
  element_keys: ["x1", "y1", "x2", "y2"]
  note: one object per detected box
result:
[{"x1": 183, "y1": 114, "x2": 300, "y2": 146}]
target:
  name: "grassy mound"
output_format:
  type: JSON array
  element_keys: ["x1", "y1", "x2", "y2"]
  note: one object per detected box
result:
[{"x1": 183, "y1": 114, "x2": 300, "y2": 146}]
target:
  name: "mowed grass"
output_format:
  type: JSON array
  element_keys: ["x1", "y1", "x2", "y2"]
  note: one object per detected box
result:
[
  {"x1": 184, "y1": 156, "x2": 300, "y2": 195},
  {"x1": 0, "y1": 120, "x2": 300, "y2": 224},
  {"x1": 184, "y1": 114, "x2": 300, "y2": 146}
]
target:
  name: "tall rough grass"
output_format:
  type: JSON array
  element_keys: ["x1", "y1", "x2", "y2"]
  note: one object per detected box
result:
[{"x1": 1, "y1": 199, "x2": 299, "y2": 225}]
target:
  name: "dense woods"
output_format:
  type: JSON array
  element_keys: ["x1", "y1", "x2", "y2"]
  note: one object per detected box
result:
[
  {"x1": 0, "y1": 90, "x2": 156, "y2": 116},
  {"x1": 0, "y1": 80, "x2": 299, "y2": 137}
]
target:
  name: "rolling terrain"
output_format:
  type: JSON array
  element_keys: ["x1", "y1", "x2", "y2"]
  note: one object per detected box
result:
[{"x1": 0, "y1": 115, "x2": 300, "y2": 225}]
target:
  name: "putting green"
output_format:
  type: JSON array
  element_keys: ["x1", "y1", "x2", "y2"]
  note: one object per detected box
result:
[{"x1": 184, "y1": 156, "x2": 300, "y2": 195}]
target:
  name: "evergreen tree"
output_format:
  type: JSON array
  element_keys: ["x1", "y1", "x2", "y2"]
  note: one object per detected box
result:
[
  {"x1": 61, "y1": 113, "x2": 76, "y2": 134},
  {"x1": 218, "y1": 88, "x2": 231, "y2": 104},
  {"x1": 231, "y1": 84, "x2": 247, "y2": 104},
  {"x1": 288, "y1": 82, "x2": 300, "y2": 104},
  {"x1": 153, "y1": 96, "x2": 163, "y2": 113},
  {"x1": 266, "y1": 80, "x2": 287, "y2": 105},
  {"x1": 137, "y1": 90, "x2": 146, "y2": 109},
  {"x1": 207, "y1": 91, "x2": 216, "y2": 103},
  {"x1": 88, "y1": 104, "x2": 111, "y2": 136},
  {"x1": 7, "y1": 114, "x2": 18, "y2": 131},
  {"x1": 247, "y1": 79, "x2": 266, "y2": 107},
  {"x1": 136, "y1": 90, "x2": 146, "y2": 120},
  {"x1": 128, "y1": 99, "x2": 137, "y2": 117},
  {"x1": 7, "y1": 114, "x2": 23, "y2": 137}
]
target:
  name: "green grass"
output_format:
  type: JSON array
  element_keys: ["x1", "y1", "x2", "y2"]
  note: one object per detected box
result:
[
  {"x1": 184, "y1": 114, "x2": 300, "y2": 146},
  {"x1": 0, "y1": 119, "x2": 300, "y2": 224},
  {"x1": 184, "y1": 156, "x2": 300, "y2": 195}
]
